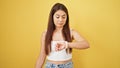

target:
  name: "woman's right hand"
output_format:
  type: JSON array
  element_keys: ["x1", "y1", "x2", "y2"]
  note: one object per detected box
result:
[{"x1": 55, "y1": 42, "x2": 67, "y2": 51}]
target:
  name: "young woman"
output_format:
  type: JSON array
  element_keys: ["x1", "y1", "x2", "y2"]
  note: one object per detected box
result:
[{"x1": 35, "y1": 3, "x2": 90, "y2": 68}]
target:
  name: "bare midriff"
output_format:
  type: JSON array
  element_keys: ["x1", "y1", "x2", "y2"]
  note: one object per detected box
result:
[{"x1": 47, "y1": 59, "x2": 72, "y2": 64}]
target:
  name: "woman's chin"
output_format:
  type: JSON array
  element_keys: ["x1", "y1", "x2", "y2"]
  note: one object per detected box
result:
[{"x1": 56, "y1": 25, "x2": 64, "y2": 28}]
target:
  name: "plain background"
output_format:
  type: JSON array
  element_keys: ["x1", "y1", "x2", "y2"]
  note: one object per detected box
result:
[{"x1": 0, "y1": 0, "x2": 120, "y2": 68}]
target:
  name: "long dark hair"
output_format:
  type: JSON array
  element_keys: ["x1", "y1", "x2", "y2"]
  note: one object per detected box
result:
[{"x1": 45, "y1": 3, "x2": 72, "y2": 55}]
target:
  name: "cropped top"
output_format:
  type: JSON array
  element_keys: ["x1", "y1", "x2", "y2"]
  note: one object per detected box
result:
[{"x1": 47, "y1": 41, "x2": 72, "y2": 61}]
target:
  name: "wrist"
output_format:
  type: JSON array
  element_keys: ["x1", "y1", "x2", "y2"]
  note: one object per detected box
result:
[{"x1": 65, "y1": 41, "x2": 69, "y2": 49}]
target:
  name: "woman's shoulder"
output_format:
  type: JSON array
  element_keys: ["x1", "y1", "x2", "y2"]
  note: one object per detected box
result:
[
  {"x1": 70, "y1": 28, "x2": 75, "y2": 38},
  {"x1": 70, "y1": 28, "x2": 80, "y2": 36},
  {"x1": 70, "y1": 28, "x2": 79, "y2": 33},
  {"x1": 70, "y1": 28, "x2": 76, "y2": 34},
  {"x1": 40, "y1": 30, "x2": 47, "y2": 40},
  {"x1": 43, "y1": 30, "x2": 47, "y2": 34},
  {"x1": 41, "y1": 30, "x2": 47, "y2": 37}
]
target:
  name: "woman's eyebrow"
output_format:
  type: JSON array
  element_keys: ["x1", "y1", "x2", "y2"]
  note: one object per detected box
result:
[
  {"x1": 55, "y1": 14, "x2": 59, "y2": 16},
  {"x1": 56, "y1": 14, "x2": 66, "y2": 16},
  {"x1": 62, "y1": 14, "x2": 66, "y2": 16}
]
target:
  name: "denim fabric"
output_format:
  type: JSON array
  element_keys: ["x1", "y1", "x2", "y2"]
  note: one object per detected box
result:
[{"x1": 45, "y1": 61, "x2": 73, "y2": 68}]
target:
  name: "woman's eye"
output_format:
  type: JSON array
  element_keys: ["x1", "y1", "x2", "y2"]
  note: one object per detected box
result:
[
  {"x1": 56, "y1": 16, "x2": 59, "y2": 18},
  {"x1": 62, "y1": 17, "x2": 65, "y2": 19},
  {"x1": 62, "y1": 16, "x2": 66, "y2": 19}
]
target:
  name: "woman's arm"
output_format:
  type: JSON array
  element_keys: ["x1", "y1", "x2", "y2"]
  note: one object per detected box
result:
[
  {"x1": 35, "y1": 31, "x2": 46, "y2": 68},
  {"x1": 68, "y1": 29, "x2": 90, "y2": 49}
]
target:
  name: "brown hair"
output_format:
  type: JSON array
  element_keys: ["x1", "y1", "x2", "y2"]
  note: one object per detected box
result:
[{"x1": 45, "y1": 3, "x2": 72, "y2": 55}]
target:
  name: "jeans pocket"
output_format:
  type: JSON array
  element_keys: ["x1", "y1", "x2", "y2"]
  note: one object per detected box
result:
[
  {"x1": 45, "y1": 63, "x2": 56, "y2": 68},
  {"x1": 45, "y1": 63, "x2": 51, "y2": 68},
  {"x1": 65, "y1": 62, "x2": 73, "y2": 68}
]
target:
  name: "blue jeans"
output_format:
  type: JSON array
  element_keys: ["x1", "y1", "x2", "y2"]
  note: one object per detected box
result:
[{"x1": 45, "y1": 61, "x2": 73, "y2": 68}]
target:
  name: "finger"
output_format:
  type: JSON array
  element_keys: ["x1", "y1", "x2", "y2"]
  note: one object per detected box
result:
[
  {"x1": 56, "y1": 43, "x2": 65, "y2": 51},
  {"x1": 55, "y1": 45, "x2": 58, "y2": 51}
]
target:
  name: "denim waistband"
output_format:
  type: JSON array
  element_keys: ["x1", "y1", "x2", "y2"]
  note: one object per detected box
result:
[{"x1": 45, "y1": 61, "x2": 73, "y2": 68}]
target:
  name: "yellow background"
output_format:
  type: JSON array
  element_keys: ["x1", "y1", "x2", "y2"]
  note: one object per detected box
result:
[{"x1": 0, "y1": 0, "x2": 120, "y2": 68}]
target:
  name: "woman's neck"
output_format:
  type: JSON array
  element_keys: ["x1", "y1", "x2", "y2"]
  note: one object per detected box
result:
[{"x1": 55, "y1": 27, "x2": 63, "y2": 31}]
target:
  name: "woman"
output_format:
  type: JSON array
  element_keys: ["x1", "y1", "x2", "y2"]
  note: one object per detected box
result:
[{"x1": 35, "y1": 3, "x2": 90, "y2": 68}]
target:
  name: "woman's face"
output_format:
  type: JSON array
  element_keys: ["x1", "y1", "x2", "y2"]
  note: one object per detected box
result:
[{"x1": 53, "y1": 10, "x2": 67, "y2": 28}]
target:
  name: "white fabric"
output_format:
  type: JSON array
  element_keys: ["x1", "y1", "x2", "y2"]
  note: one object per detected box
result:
[{"x1": 47, "y1": 41, "x2": 72, "y2": 61}]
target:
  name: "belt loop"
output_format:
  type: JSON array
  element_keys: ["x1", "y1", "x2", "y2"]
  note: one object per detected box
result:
[{"x1": 56, "y1": 64, "x2": 58, "y2": 68}]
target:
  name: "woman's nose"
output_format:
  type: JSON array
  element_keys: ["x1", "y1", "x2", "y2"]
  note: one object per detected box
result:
[{"x1": 59, "y1": 17, "x2": 63, "y2": 21}]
